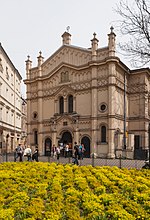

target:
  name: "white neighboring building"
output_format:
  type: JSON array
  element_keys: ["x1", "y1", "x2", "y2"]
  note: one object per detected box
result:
[{"x1": 0, "y1": 43, "x2": 22, "y2": 153}]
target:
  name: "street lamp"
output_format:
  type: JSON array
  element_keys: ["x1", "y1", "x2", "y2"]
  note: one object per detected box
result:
[{"x1": 123, "y1": 71, "x2": 127, "y2": 150}]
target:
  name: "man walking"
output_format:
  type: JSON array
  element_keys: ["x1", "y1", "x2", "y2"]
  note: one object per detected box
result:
[
  {"x1": 14, "y1": 144, "x2": 23, "y2": 162},
  {"x1": 73, "y1": 142, "x2": 79, "y2": 165}
]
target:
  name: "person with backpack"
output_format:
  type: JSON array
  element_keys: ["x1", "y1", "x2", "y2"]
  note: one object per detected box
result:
[
  {"x1": 79, "y1": 143, "x2": 83, "y2": 160},
  {"x1": 14, "y1": 144, "x2": 23, "y2": 162}
]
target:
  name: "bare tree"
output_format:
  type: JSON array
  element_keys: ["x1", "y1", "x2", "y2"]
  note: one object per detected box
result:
[{"x1": 115, "y1": 0, "x2": 150, "y2": 67}]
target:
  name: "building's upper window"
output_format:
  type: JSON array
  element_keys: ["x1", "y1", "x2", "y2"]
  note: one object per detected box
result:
[
  {"x1": 59, "y1": 96, "x2": 64, "y2": 114},
  {"x1": 99, "y1": 103, "x2": 107, "y2": 112},
  {"x1": 0, "y1": 58, "x2": 3, "y2": 73},
  {"x1": 33, "y1": 112, "x2": 38, "y2": 120},
  {"x1": 101, "y1": 125, "x2": 106, "y2": 143},
  {"x1": 6, "y1": 67, "x2": 9, "y2": 80},
  {"x1": 34, "y1": 130, "x2": 38, "y2": 145},
  {"x1": 11, "y1": 73, "x2": 14, "y2": 85},
  {"x1": 61, "y1": 71, "x2": 69, "y2": 83},
  {"x1": 0, "y1": 107, "x2": 2, "y2": 120},
  {"x1": 68, "y1": 95, "x2": 73, "y2": 113},
  {"x1": 0, "y1": 83, "x2": 2, "y2": 95}
]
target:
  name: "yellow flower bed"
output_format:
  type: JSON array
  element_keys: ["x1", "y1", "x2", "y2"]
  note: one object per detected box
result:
[{"x1": 0, "y1": 162, "x2": 150, "y2": 220}]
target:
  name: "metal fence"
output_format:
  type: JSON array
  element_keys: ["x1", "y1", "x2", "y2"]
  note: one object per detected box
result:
[{"x1": 0, "y1": 153, "x2": 146, "y2": 169}]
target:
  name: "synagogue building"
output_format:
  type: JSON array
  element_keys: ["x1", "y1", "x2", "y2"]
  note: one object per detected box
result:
[{"x1": 24, "y1": 27, "x2": 150, "y2": 158}]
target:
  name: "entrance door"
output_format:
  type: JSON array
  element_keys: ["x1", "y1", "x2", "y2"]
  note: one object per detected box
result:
[
  {"x1": 45, "y1": 138, "x2": 52, "y2": 156},
  {"x1": 81, "y1": 136, "x2": 90, "y2": 158},
  {"x1": 60, "y1": 131, "x2": 72, "y2": 145},
  {"x1": 59, "y1": 131, "x2": 72, "y2": 156}
]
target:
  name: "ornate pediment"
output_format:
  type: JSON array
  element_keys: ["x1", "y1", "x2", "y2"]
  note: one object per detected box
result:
[
  {"x1": 49, "y1": 114, "x2": 76, "y2": 130},
  {"x1": 54, "y1": 85, "x2": 75, "y2": 98},
  {"x1": 56, "y1": 114, "x2": 75, "y2": 124},
  {"x1": 42, "y1": 45, "x2": 91, "y2": 77}
]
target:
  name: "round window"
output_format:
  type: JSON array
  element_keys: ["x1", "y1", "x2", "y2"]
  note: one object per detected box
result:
[
  {"x1": 33, "y1": 112, "x2": 38, "y2": 120},
  {"x1": 99, "y1": 103, "x2": 107, "y2": 112}
]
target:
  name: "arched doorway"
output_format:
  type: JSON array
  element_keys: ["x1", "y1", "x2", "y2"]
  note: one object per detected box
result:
[
  {"x1": 60, "y1": 131, "x2": 72, "y2": 145},
  {"x1": 45, "y1": 138, "x2": 52, "y2": 156},
  {"x1": 81, "y1": 136, "x2": 90, "y2": 158},
  {"x1": 59, "y1": 131, "x2": 72, "y2": 156}
]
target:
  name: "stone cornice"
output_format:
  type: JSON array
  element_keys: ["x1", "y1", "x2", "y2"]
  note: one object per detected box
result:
[{"x1": 24, "y1": 57, "x2": 121, "y2": 84}]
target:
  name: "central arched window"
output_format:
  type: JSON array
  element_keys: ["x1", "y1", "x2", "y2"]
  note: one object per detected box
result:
[
  {"x1": 34, "y1": 130, "x2": 38, "y2": 145},
  {"x1": 68, "y1": 95, "x2": 73, "y2": 113},
  {"x1": 101, "y1": 125, "x2": 106, "y2": 143},
  {"x1": 59, "y1": 96, "x2": 64, "y2": 114}
]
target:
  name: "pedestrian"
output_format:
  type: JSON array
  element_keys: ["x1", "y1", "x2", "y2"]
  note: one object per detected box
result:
[
  {"x1": 81, "y1": 143, "x2": 86, "y2": 159},
  {"x1": 65, "y1": 143, "x2": 69, "y2": 157},
  {"x1": 72, "y1": 142, "x2": 79, "y2": 165},
  {"x1": 14, "y1": 144, "x2": 23, "y2": 162},
  {"x1": 24, "y1": 145, "x2": 32, "y2": 161},
  {"x1": 56, "y1": 145, "x2": 60, "y2": 161},
  {"x1": 52, "y1": 144, "x2": 57, "y2": 158},
  {"x1": 79, "y1": 143, "x2": 83, "y2": 160},
  {"x1": 32, "y1": 147, "x2": 39, "y2": 162}
]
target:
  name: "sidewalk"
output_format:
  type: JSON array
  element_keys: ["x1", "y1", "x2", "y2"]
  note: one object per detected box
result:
[{"x1": 0, "y1": 153, "x2": 145, "y2": 169}]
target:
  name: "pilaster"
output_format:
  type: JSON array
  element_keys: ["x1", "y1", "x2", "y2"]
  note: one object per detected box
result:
[
  {"x1": 91, "y1": 66, "x2": 98, "y2": 152},
  {"x1": 107, "y1": 62, "x2": 116, "y2": 158},
  {"x1": 64, "y1": 97, "x2": 67, "y2": 113},
  {"x1": 37, "y1": 81, "x2": 43, "y2": 153}
]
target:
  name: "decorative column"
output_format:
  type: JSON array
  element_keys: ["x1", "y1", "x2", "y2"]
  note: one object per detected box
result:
[
  {"x1": 25, "y1": 56, "x2": 32, "y2": 146},
  {"x1": 62, "y1": 31, "x2": 71, "y2": 45},
  {"x1": 54, "y1": 99, "x2": 58, "y2": 114},
  {"x1": 25, "y1": 55, "x2": 32, "y2": 80},
  {"x1": 108, "y1": 26, "x2": 116, "y2": 57},
  {"x1": 91, "y1": 32, "x2": 99, "y2": 61},
  {"x1": 51, "y1": 121, "x2": 57, "y2": 146},
  {"x1": 74, "y1": 116, "x2": 79, "y2": 144},
  {"x1": 37, "y1": 52, "x2": 44, "y2": 154},
  {"x1": 91, "y1": 33, "x2": 99, "y2": 153},
  {"x1": 107, "y1": 27, "x2": 117, "y2": 158},
  {"x1": 64, "y1": 97, "x2": 67, "y2": 113},
  {"x1": 73, "y1": 95, "x2": 76, "y2": 113},
  {"x1": 37, "y1": 51, "x2": 44, "y2": 77},
  {"x1": 107, "y1": 62, "x2": 116, "y2": 158}
]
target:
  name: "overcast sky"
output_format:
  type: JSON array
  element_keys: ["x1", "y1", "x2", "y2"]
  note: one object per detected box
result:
[{"x1": 1, "y1": 0, "x2": 129, "y2": 96}]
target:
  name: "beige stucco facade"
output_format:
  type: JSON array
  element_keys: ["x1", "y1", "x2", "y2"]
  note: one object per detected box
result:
[
  {"x1": 0, "y1": 43, "x2": 22, "y2": 153},
  {"x1": 24, "y1": 28, "x2": 150, "y2": 158}
]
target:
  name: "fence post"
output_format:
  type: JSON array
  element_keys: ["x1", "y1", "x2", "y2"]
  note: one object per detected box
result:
[
  {"x1": 48, "y1": 152, "x2": 51, "y2": 163},
  {"x1": 119, "y1": 154, "x2": 122, "y2": 168},
  {"x1": 68, "y1": 156, "x2": 71, "y2": 164},
  {"x1": 92, "y1": 153, "x2": 95, "y2": 167}
]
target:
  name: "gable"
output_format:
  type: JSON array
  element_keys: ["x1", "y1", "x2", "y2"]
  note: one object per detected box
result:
[
  {"x1": 41, "y1": 45, "x2": 91, "y2": 77},
  {"x1": 54, "y1": 85, "x2": 75, "y2": 98}
]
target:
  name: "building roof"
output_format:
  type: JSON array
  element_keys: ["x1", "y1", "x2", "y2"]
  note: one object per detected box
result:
[{"x1": 0, "y1": 43, "x2": 22, "y2": 80}]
